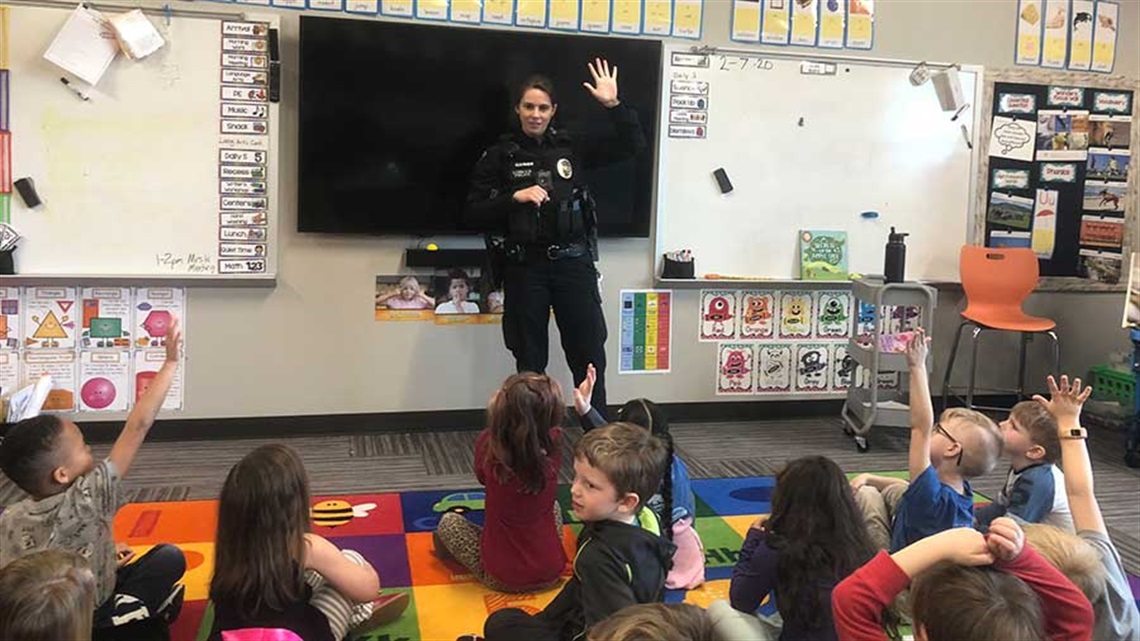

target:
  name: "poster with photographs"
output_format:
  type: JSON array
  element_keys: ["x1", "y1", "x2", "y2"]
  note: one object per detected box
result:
[
  {"x1": 778, "y1": 291, "x2": 813, "y2": 339},
  {"x1": 716, "y1": 342, "x2": 755, "y2": 395},
  {"x1": 1035, "y1": 110, "x2": 1090, "y2": 161},
  {"x1": 1124, "y1": 252, "x2": 1139, "y2": 327},
  {"x1": 794, "y1": 343, "x2": 831, "y2": 391},
  {"x1": 700, "y1": 290, "x2": 738, "y2": 341},
  {"x1": 815, "y1": 291, "x2": 852, "y2": 338},
  {"x1": 987, "y1": 192, "x2": 1034, "y2": 230},
  {"x1": 756, "y1": 343, "x2": 793, "y2": 393},
  {"x1": 832, "y1": 344, "x2": 856, "y2": 390},
  {"x1": 1086, "y1": 151, "x2": 1130, "y2": 183},
  {"x1": 1090, "y1": 116, "x2": 1130, "y2": 150},
  {"x1": 375, "y1": 274, "x2": 435, "y2": 321},
  {"x1": 1082, "y1": 180, "x2": 1126, "y2": 213},
  {"x1": 1078, "y1": 249, "x2": 1123, "y2": 284},
  {"x1": 739, "y1": 291, "x2": 777, "y2": 340},
  {"x1": 433, "y1": 268, "x2": 484, "y2": 315}
]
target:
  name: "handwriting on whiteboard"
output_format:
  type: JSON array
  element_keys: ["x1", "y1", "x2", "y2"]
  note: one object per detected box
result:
[
  {"x1": 716, "y1": 56, "x2": 774, "y2": 72},
  {"x1": 155, "y1": 252, "x2": 217, "y2": 273}
]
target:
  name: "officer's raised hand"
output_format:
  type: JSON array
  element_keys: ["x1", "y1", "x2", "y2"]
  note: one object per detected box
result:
[
  {"x1": 583, "y1": 58, "x2": 620, "y2": 108},
  {"x1": 513, "y1": 184, "x2": 549, "y2": 206}
]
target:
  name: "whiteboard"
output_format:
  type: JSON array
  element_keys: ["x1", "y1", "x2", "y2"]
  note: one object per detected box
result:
[
  {"x1": 2, "y1": 4, "x2": 278, "y2": 282},
  {"x1": 655, "y1": 47, "x2": 983, "y2": 282}
]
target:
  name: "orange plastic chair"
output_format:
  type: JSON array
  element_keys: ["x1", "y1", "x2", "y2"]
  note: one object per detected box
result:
[{"x1": 941, "y1": 246, "x2": 1059, "y2": 411}]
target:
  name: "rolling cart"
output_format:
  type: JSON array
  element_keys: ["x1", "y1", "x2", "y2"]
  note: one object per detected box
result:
[{"x1": 841, "y1": 276, "x2": 937, "y2": 452}]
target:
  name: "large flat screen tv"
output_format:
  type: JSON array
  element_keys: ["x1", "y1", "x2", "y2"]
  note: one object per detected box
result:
[{"x1": 298, "y1": 17, "x2": 661, "y2": 237}]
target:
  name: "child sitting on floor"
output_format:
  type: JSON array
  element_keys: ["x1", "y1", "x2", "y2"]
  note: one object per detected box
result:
[
  {"x1": 0, "y1": 549, "x2": 97, "y2": 641},
  {"x1": 851, "y1": 329, "x2": 1003, "y2": 551},
  {"x1": 729, "y1": 455, "x2": 878, "y2": 640},
  {"x1": 574, "y1": 363, "x2": 704, "y2": 589},
  {"x1": 208, "y1": 444, "x2": 408, "y2": 641},
  {"x1": 483, "y1": 423, "x2": 675, "y2": 641},
  {"x1": 975, "y1": 400, "x2": 1073, "y2": 532},
  {"x1": 433, "y1": 372, "x2": 567, "y2": 592},
  {"x1": 0, "y1": 320, "x2": 186, "y2": 638}
]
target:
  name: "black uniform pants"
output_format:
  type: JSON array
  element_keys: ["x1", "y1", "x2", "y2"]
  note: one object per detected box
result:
[{"x1": 502, "y1": 254, "x2": 608, "y2": 420}]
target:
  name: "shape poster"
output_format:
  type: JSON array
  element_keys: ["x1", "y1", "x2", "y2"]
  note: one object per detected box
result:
[
  {"x1": 23, "y1": 287, "x2": 77, "y2": 350},
  {"x1": 716, "y1": 342, "x2": 755, "y2": 395},
  {"x1": 134, "y1": 288, "x2": 185, "y2": 349},
  {"x1": 134, "y1": 349, "x2": 184, "y2": 411},
  {"x1": 79, "y1": 350, "x2": 130, "y2": 412},
  {"x1": 699, "y1": 290, "x2": 737, "y2": 341},
  {"x1": 0, "y1": 286, "x2": 20, "y2": 350},
  {"x1": 80, "y1": 287, "x2": 132, "y2": 349},
  {"x1": 23, "y1": 350, "x2": 78, "y2": 412},
  {"x1": 619, "y1": 290, "x2": 672, "y2": 374}
]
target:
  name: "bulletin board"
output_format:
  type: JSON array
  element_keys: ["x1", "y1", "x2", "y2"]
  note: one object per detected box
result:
[
  {"x1": 0, "y1": 3, "x2": 279, "y2": 283},
  {"x1": 975, "y1": 68, "x2": 1138, "y2": 288}
]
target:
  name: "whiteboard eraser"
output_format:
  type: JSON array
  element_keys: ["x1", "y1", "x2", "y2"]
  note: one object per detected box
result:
[{"x1": 932, "y1": 68, "x2": 965, "y2": 112}]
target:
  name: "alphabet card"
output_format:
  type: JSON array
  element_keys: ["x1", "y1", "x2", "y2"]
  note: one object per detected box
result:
[
  {"x1": 716, "y1": 342, "x2": 755, "y2": 395},
  {"x1": 700, "y1": 290, "x2": 738, "y2": 341},
  {"x1": 134, "y1": 288, "x2": 186, "y2": 349},
  {"x1": 756, "y1": 344, "x2": 793, "y2": 393},
  {"x1": 815, "y1": 291, "x2": 852, "y2": 338},
  {"x1": 778, "y1": 291, "x2": 813, "y2": 339},
  {"x1": 134, "y1": 349, "x2": 184, "y2": 410},
  {"x1": 23, "y1": 350, "x2": 78, "y2": 412},
  {"x1": 0, "y1": 287, "x2": 21, "y2": 350},
  {"x1": 739, "y1": 290, "x2": 777, "y2": 340},
  {"x1": 832, "y1": 344, "x2": 855, "y2": 390},
  {"x1": 23, "y1": 287, "x2": 77, "y2": 350},
  {"x1": 79, "y1": 350, "x2": 130, "y2": 412},
  {"x1": 80, "y1": 288, "x2": 132, "y2": 349},
  {"x1": 794, "y1": 343, "x2": 830, "y2": 391}
]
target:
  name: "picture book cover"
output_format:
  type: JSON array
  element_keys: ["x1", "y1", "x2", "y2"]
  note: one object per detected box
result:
[{"x1": 800, "y1": 230, "x2": 849, "y2": 280}]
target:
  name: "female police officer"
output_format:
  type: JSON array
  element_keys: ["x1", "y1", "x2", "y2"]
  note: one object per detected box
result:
[{"x1": 466, "y1": 59, "x2": 646, "y2": 420}]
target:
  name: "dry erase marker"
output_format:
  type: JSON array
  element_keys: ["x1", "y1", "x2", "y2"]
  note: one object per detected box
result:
[{"x1": 60, "y1": 77, "x2": 90, "y2": 102}]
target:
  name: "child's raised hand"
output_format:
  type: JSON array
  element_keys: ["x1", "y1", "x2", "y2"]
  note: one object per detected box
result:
[
  {"x1": 164, "y1": 318, "x2": 181, "y2": 363},
  {"x1": 573, "y1": 363, "x2": 597, "y2": 416},
  {"x1": 1032, "y1": 374, "x2": 1092, "y2": 425},
  {"x1": 986, "y1": 517, "x2": 1026, "y2": 562},
  {"x1": 905, "y1": 328, "x2": 930, "y2": 370}
]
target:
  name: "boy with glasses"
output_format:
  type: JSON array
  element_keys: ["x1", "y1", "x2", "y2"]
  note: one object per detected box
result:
[{"x1": 851, "y1": 329, "x2": 1003, "y2": 551}]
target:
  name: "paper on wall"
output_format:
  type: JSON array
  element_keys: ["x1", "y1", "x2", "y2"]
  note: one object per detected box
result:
[
  {"x1": 43, "y1": 4, "x2": 119, "y2": 85},
  {"x1": 988, "y1": 115, "x2": 1036, "y2": 162}
]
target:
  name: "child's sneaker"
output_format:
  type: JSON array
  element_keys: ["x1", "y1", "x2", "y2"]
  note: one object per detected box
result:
[{"x1": 351, "y1": 592, "x2": 410, "y2": 634}]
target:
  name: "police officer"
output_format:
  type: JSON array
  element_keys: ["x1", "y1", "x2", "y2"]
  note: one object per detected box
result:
[{"x1": 466, "y1": 59, "x2": 646, "y2": 420}]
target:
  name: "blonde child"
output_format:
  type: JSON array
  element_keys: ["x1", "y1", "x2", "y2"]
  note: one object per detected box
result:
[
  {"x1": 851, "y1": 328, "x2": 1003, "y2": 551},
  {"x1": 377, "y1": 275, "x2": 434, "y2": 310},
  {"x1": 0, "y1": 549, "x2": 96, "y2": 641},
  {"x1": 208, "y1": 445, "x2": 408, "y2": 640},
  {"x1": 433, "y1": 372, "x2": 567, "y2": 592}
]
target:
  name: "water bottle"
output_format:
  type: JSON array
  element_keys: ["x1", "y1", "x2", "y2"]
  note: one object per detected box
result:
[{"x1": 884, "y1": 227, "x2": 908, "y2": 283}]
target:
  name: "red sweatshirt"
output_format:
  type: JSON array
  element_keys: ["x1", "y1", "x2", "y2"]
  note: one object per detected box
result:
[
  {"x1": 832, "y1": 547, "x2": 1093, "y2": 641},
  {"x1": 476, "y1": 428, "x2": 567, "y2": 590}
]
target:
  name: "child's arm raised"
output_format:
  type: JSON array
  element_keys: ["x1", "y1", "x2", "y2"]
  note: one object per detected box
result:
[
  {"x1": 305, "y1": 533, "x2": 381, "y2": 602},
  {"x1": 1033, "y1": 375, "x2": 1104, "y2": 534},
  {"x1": 832, "y1": 528, "x2": 992, "y2": 641},
  {"x1": 906, "y1": 329, "x2": 935, "y2": 481},
  {"x1": 988, "y1": 516, "x2": 1094, "y2": 640},
  {"x1": 108, "y1": 318, "x2": 180, "y2": 478},
  {"x1": 574, "y1": 364, "x2": 606, "y2": 431}
]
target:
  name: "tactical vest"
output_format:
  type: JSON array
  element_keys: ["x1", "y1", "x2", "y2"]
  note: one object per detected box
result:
[{"x1": 500, "y1": 134, "x2": 590, "y2": 244}]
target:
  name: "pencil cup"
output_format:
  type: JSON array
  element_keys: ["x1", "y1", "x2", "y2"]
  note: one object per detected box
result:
[{"x1": 662, "y1": 255, "x2": 695, "y2": 279}]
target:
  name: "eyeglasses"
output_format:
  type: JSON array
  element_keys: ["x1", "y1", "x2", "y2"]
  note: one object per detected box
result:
[{"x1": 935, "y1": 422, "x2": 965, "y2": 467}]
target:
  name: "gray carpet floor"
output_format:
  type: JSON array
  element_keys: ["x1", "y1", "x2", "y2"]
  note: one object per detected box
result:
[{"x1": 2, "y1": 417, "x2": 1138, "y2": 572}]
